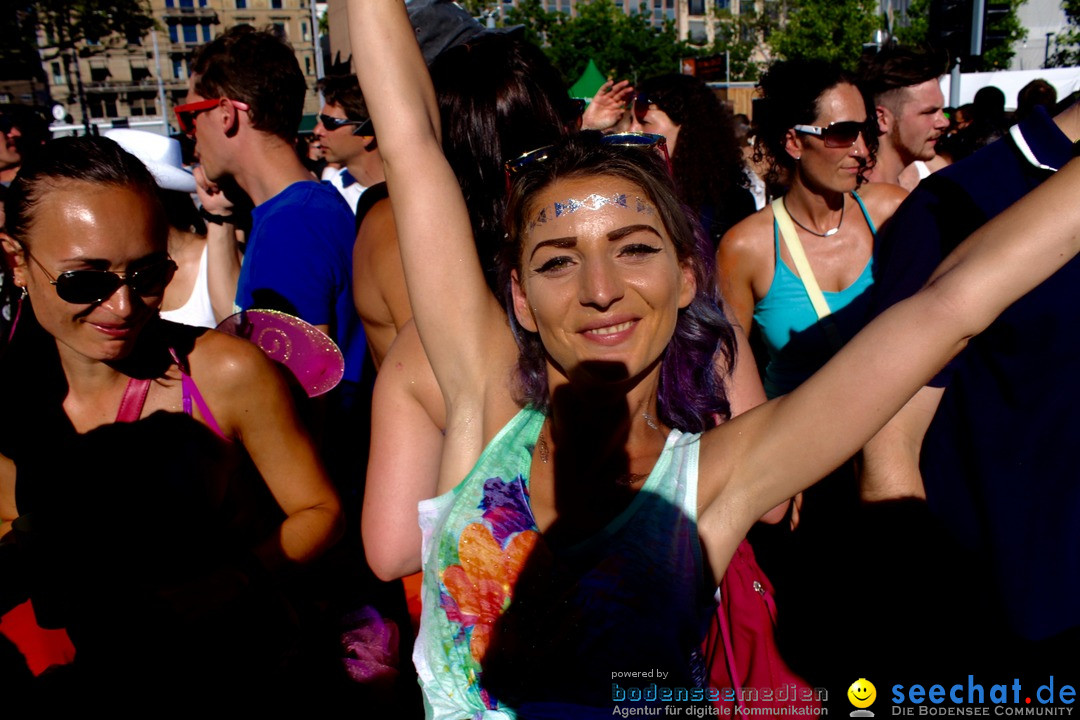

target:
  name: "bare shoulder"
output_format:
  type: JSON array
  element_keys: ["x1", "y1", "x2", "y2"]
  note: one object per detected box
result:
[
  {"x1": 184, "y1": 329, "x2": 289, "y2": 428},
  {"x1": 857, "y1": 182, "x2": 909, "y2": 225},
  {"x1": 718, "y1": 206, "x2": 774, "y2": 261},
  {"x1": 355, "y1": 197, "x2": 397, "y2": 259}
]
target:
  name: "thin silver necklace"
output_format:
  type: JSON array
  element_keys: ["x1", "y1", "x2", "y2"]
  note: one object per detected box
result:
[{"x1": 782, "y1": 195, "x2": 845, "y2": 237}]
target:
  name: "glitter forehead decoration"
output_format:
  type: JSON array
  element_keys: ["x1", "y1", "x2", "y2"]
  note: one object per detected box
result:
[{"x1": 527, "y1": 193, "x2": 656, "y2": 234}]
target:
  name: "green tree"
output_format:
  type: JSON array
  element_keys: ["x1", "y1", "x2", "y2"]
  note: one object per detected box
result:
[
  {"x1": 506, "y1": 0, "x2": 692, "y2": 84},
  {"x1": 768, "y1": 0, "x2": 882, "y2": 70},
  {"x1": 1047, "y1": 0, "x2": 1079, "y2": 67},
  {"x1": 707, "y1": 5, "x2": 779, "y2": 81},
  {"x1": 894, "y1": 0, "x2": 1027, "y2": 71}
]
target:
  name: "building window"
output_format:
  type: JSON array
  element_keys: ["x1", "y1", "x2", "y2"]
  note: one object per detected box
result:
[
  {"x1": 236, "y1": 0, "x2": 246, "y2": 7},
  {"x1": 173, "y1": 58, "x2": 187, "y2": 80},
  {"x1": 131, "y1": 64, "x2": 151, "y2": 82},
  {"x1": 271, "y1": 0, "x2": 283, "y2": 8},
  {"x1": 305, "y1": 56, "x2": 312, "y2": 75},
  {"x1": 51, "y1": 62, "x2": 63, "y2": 85},
  {"x1": 272, "y1": 22, "x2": 287, "y2": 38},
  {"x1": 202, "y1": 23, "x2": 212, "y2": 41},
  {"x1": 183, "y1": 23, "x2": 198, "y2": 43},
  {"x1": 165, "y1": 0, "x2": 174, "y2": 6},
  {"x1": 302, "y1": 20, "x2": 309, "y2": 42},
  {"x1": 88, "y1": 98, "x2": 104, "y2": 119},
  {"x1": 104, "y1": 97, "x2": 118, "y2": 118},
  {"x1": 169, "y1": 23, "x2": 179, "y2": 42},
  {"x1": 90, "y1": 65, "x2": 110, "y2": 82}
]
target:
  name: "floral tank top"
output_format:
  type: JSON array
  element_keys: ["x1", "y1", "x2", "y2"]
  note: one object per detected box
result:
[{"x1": 415, "y1": 407, "x2": 711, "y2": 719}]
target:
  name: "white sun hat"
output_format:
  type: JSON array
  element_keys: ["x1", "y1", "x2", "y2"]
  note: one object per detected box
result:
[{"x1": 103, "y1": 128, "x2": 197, "y2": 193}]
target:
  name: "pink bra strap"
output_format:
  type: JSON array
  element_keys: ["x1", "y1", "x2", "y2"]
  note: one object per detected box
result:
[
  {"x1": 169, "y1": 348, "x2": 229, "y2": 442},
  {"x1": 116, "y1": 377, "x2": 152, "y2": 423}
]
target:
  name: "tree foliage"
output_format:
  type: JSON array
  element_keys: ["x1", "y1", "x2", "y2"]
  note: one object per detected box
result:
[
  {"x1": 31, "y1": 0, "x2": 157, "y2": 61},
  {"x1": 767, "y1": 0, "x2": 882, "y2": 70},
  {"x1": 895, "y1": 0, "x2": 1027, "y2": 71},
  {"x1": 505, "y1": 0, "x2": 693, "y2": 85},
  {"x1": 704, "y1": 6, "x2": 777, "y2": 81},
  {"x1": 1048, "y1": 0, "x2": 1079, "y2": 67}
]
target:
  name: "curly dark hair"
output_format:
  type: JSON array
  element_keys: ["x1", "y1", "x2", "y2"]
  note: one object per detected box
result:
[
  {"x1": 429, "y1": 34, "x2": 578, "y2": 290},
  {"x1": 190, "y1": 25, "x2": 308, "y2": 142},
  {"x1": 753, "y1": 59, "x2": 875, "y2": 191},
  {"x1": 499, "y1": 135, "x2": 737, "y2": 433},
  {"x1": 636, "y1": 74, "x2": 750, "y2": 238}
]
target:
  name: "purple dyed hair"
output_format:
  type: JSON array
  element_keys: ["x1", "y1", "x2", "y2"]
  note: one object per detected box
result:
[{"x1": 498, "y1": 135, "x2": 737, "y2": 433}]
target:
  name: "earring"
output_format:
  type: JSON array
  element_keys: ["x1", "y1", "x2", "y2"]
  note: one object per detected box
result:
[
  {"x1": 795, "y1": 155, "x2": 802, "y2": 161},
  {"x1": 19, "y1": 285, "x2": 27, "y2": 300}
]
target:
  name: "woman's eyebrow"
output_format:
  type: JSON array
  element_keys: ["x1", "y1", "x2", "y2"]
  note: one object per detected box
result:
[
  {"x1": 529, "y1": 236, "x2": 576, "y2": 261},
  {"x1": 607, "y1": 224, "x2": 662, "y2": 242}
]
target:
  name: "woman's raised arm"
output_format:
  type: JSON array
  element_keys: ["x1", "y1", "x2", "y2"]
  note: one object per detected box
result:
[
  {"x1": 346, "y1": 0, "x2": 506, "y2": 407},
  {"x1": 701, "y1": 157, "x2": 1080, "y2": 568}
]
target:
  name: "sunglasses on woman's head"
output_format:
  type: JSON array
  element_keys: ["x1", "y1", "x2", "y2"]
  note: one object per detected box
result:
[
  {"x1": 793, "y1": 120, "x2": 877, "y2": 148},
  {"x1": 503, "y1": 132, "x2": 670, "y2": 195},
  {"x1": 22, "y1": 248, "x2": 177, "y2": 305}
]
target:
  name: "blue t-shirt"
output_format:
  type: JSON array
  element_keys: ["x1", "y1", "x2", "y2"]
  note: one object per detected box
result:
[
  {"x1": 238, "y1": 181, "x2": 365, "y2": 386},
  {"x1": 868, "y1": 106, "x2": 1079, "y2": 641}
]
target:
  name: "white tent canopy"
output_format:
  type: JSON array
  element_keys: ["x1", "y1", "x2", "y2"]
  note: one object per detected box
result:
[{"x1": 940, "y1": 66, "x2": 1080, "y2": 109}]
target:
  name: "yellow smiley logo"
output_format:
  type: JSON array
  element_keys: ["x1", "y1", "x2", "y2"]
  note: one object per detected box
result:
[{"x1": 848, "y1": 679, "x2": 877, "y2": 709}]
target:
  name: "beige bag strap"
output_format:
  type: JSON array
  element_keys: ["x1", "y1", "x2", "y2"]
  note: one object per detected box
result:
[{"x1": 771, "y1": 197, "x2": 843, "y2": 349}]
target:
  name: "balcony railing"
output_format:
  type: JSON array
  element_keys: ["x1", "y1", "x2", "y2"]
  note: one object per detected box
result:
[{"x1": 161, "y1": 6, "x2": 218, "y2": 20}]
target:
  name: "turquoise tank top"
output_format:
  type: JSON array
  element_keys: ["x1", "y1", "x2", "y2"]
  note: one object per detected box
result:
[
  {"x1": 414, "y1": 407, "x2": 710, "y2": 718},
  {"x1": 752, "y1": 191, "x2": 876, "y2": 398}
]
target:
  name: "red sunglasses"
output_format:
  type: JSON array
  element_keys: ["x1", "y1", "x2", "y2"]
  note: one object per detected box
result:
[{"x1": 174, "y1": 98, "x2": 251, "y2": 136}]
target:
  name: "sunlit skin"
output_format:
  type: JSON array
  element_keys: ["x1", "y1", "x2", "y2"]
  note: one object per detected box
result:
[
  {"x1": 786, "y1": 82, "x2": 871, "y2": 196},
  {"x1": 184, "y1": 77, "x2": 229, "y2": 184},
  {"x1": 313, "y1": 102, "x2": 364, "y2": 167},
  {"x1": 511, "y1": 175, "x2": 695, "y2": 398},
  {"x1": 8, "y1": 182, "x2": 167, "y2": 368},
  {"x1": 889, "y1": 79, "x2": 948, "y2": 163},
  {"x1": 629, "y1": 105, "x2": 681, "y2": 155}
]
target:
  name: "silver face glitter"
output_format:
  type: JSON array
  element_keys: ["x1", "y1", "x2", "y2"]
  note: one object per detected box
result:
[{"x1": 527, "y1": 194, "x2": 655, "y2": 234}]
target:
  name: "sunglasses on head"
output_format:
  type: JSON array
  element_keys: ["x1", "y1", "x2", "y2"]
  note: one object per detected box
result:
[
  {"x1": 503, "y1": 132, "x2": 670, "y2": 195},
  {"x1": 793, "y1": 120, "x2": 877, "y2": 148},
  {"x1": 22, "y1": 248, "x2": 177, "y2": 305},
  {"x1": 318, "y1": 114, "x2": 374, "y2": 137},
  {"x1": 174, "y1": 97, "x2": 251, "y2": 137}
]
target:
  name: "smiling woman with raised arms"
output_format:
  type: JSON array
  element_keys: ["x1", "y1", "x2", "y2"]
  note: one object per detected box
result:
[{"x1": 348, "y1": 0, "x2": 1080, "y2": 716}]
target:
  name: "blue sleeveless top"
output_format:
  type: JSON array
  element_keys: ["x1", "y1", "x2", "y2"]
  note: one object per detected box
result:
[{"x1": 752, "y1": 191, "x2": 876, "y2": 398}]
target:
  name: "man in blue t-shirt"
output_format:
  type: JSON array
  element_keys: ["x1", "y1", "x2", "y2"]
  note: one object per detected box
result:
[
  {"x1": 183, "y1": 25, "x2": 365, "y2": 391},
  {"x1": 863, "y1": 99, "x2": 1080, "y2": 669}
]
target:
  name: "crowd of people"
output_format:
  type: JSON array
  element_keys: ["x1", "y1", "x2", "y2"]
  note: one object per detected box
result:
[{"x1": 1, "y1": 0, "x2": 1078, "y2": 712}]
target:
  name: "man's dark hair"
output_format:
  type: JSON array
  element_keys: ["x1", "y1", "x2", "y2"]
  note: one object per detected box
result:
[
  {"x1": 860, "y1": 46, "x2": 949, "y2": 108},
  {"x1": 190, "y1": 25, "x2": 307, "y2": 141},
  {"x1": 316, "y1": 74, "x2": 370, "y2": 122}
]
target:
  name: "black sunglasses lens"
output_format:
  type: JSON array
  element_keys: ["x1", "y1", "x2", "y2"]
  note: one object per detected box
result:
[
  {"x1": 53, "y1": 261, "x2": 175, "y2": 303},
  {"x1": 55, "y1": 272, "x2": 123, "y2": 304},
  {"x1": 822, "y1": 122, "x2": 862, "y2": 148},
  {"x1": 131, "y1": 261, "x2": 176, "y2": 296}
]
